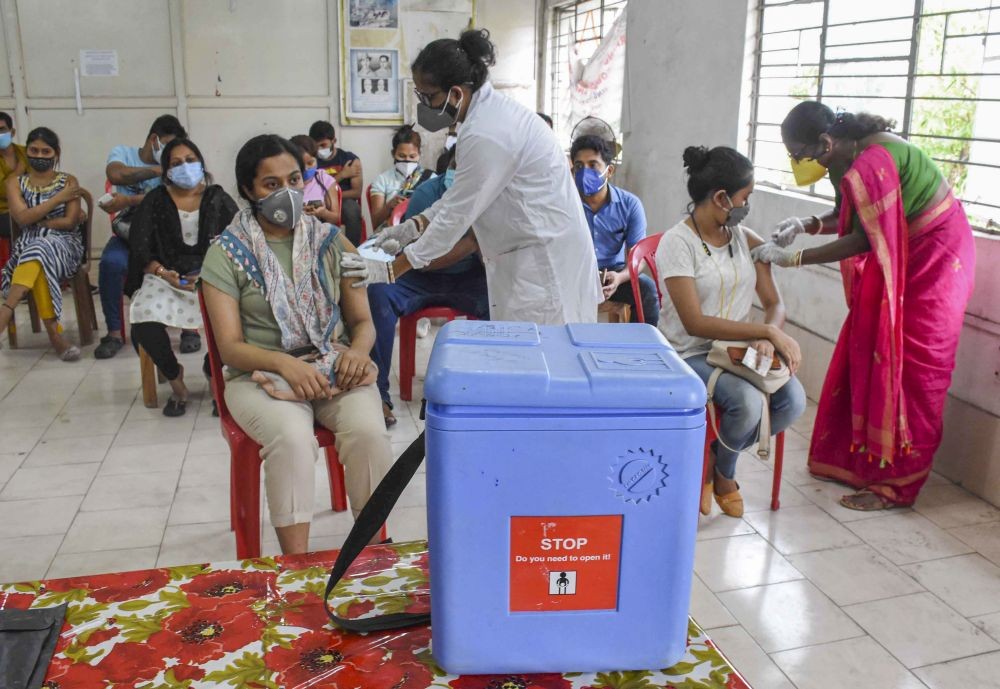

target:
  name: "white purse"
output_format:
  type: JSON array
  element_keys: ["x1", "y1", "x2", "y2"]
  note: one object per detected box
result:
[{"x1": 705, "y1": 340, "x2": 791, "y2": 458}]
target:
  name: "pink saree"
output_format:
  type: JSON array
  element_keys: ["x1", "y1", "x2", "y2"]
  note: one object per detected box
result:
[{"x1": 808, "y1": 145, "x2": 976, "y2": 505}]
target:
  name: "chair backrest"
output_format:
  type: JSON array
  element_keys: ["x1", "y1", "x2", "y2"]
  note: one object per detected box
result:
[
  {"x1": 389, "y1": 198, "x2": 410, "y2": 226},
  {"x1": 198, "y1": 289, "x2": 231, "y2": 419},
  {"x1": 627, "y1": 233, "x2": 664, "y2": 324},
  {"x1": 78, "y1": 188, "x2": 93, "y2": 268}
]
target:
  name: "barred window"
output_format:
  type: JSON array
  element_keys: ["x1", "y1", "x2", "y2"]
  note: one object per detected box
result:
[
  {"x1": 548, "y1": 0, "x2": 627, "y2": 143},
  {"x1": 749, "y1": 0, "x2": 1000, "y2": 232}
]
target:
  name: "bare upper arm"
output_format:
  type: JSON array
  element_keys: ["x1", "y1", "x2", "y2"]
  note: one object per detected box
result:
[
  {"x1": 338, "y1": 272, "x2": 373, "y2": 328},
  {"x1": 663, "y1": 276, "x2": 704, "y2": 331},
  {"x1": 753, "y1": 260, "x2": 782, "y2": 310},
  {"x1": 5, "y1": 176, "x2": 25, "y2": 215},
  {"x1": 105, "y1": 161, "x2": 127, "y2": 185},
  {"x1": 744, "y1": 227, "x2": 765, "y2": 250},
  {"x1": 202, "y1": 283, "x2": 245, "y2": 356}
]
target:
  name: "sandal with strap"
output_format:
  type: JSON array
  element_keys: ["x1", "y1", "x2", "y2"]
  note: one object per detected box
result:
[
  {"x1": 839, "y1": 490, "x2": 899, "y2": 512},
  {"x1": 163, "y1": 397, "x2": 187, "y2": 417},
  {"x1": 382, "y1": 400, "x2": 397, "y2": 428},
  {"x1": 714, "y1": 485, "x2": 744, "y2": 518}
]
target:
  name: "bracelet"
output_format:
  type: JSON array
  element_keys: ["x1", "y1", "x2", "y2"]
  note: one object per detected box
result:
[
  {"x1": 792, "y1": 250, "x2": 804, "y2": 268},
  {"x1": 386, "y1": 260, "x2": 396, "y2": 284},
  {"x1": 808, "y1": 215, "x2": 823, "y2": 235}
]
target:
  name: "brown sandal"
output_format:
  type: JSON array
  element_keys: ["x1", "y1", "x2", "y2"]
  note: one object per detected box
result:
[
  {"x1": 700, "y1": 481, "x2": 714, "y2": 516},
  {"x1": 839, "y1": 490, "x2": 898, "y2": 512},
  {"x1": 382, "y1": 401, "x2": 397, "y2": 428},
  {"x1": 714, "y1": 485, "x2": 744, "y2": 518}
]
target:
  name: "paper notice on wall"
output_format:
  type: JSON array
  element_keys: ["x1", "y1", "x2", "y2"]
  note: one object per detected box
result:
[{"x1": 79, "y1": 50, "x2": 119, "y2": 77}]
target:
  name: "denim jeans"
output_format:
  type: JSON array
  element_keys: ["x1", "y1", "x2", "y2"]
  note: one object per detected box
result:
[
  {"x1": 98, "y1": 236, "x2": 129, "y2": 335},
  {"x1": 686, "y1": 353, "x2": 807, "y2": 480},
  {"x1": 604, "y1": 263, "x2": 659, "y2": 325},
  {"x1": 367, "y1": 266, "x2": 489, "y2": 404}
]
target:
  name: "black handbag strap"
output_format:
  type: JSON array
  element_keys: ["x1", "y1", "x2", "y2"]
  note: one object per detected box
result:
[{"x1": 324, "y1": 431, "x2": 430, "y2": 632}]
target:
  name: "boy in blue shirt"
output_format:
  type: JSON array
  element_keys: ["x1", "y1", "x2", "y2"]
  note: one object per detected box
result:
[
  {"x1": 94, "y1": 115, "x2": 187, "y2": 359},
  {"x1": 571, "y1": 135, "x2": 658, "y2": 325}
]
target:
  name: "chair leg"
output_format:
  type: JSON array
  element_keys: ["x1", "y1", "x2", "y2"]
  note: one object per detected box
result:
[
  {"x1": 139, "y1": 346, "x2": 159, "y2": 409},
  {"x1": 622, "y1": 304, "x2": 632, "y2": 323},
  {"x1": 325, "y1": 447, "x2": 348, "y2": 513},
  {"x1": 72, "y1": 274, "x2": 95, "y2": 346},
  {"x1": 771, "y1": 432, "x2": 785, "y2": 511},
  {"x1": 6, "y1": 311, "x2": 15, "y2": 349},
  {"x1": 119, "y1": 296, "x2": 127, "y2": 342},
  {"x1": 230, "y1": 459, "x2": 237, "y2": 532},
  {"x1": 399, "y1": 316, "x2": 417, "y2": 402},
  {"x1": 233, "y1": 450, "x2": 263, "y2": 559},
  {"x1": 27, "y1": 294, "x2": 41, "y2": 333}
]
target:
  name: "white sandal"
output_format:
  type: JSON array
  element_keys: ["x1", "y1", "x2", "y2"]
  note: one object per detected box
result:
[{"x1": 59, "y1": 345, "x2": 81, "y2": 362}]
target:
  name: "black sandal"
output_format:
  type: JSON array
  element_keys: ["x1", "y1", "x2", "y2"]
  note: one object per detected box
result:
[
  {"x1": 180, "y1": 331, "x2": 201, "y2": 354},
  {"x1": 163, "y1": 397, "x2": 188, "y2": 417}
]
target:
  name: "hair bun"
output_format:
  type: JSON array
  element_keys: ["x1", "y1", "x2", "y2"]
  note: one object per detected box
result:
[
  {"x1": 683, "y1": 146, "x2": 710, "y2": 173},
  {"x1": 458, "y1": 28, "x2": 497, "y2": 67}
]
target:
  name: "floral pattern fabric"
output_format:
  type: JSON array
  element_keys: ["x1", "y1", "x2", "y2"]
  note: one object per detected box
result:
[{"x1": 0, "y1": 541, "x2": 751, "y2": 689}]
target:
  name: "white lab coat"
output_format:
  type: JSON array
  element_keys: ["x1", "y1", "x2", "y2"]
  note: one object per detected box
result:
[{"x1": 404, "y1": 82, "x2": 601, "y2": 325}]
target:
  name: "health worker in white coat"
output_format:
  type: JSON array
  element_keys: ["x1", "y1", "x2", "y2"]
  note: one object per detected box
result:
[{"x1": 342, "y1": 29, "x2": 602, "y2": 325}]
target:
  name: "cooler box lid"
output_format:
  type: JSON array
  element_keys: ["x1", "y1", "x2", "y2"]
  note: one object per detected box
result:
[{"x1": 423, "y1": 321, "x2": 706, "y2": 411}]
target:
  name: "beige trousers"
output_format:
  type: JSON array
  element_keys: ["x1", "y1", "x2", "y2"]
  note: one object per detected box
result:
[{"x1": 224, "y1": 377, "x2": 393, "y2": 528}]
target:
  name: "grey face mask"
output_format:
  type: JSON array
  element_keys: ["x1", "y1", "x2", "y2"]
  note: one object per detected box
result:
[
  {"x1": 417, "y1": 89, "x2": 462, "y2": 132},
  {"x1": 257, "y1": 187, "x2": 304, "y2": 229},
  {"x1": 723, "y1": 196, "x2": 750, "y2": 228}
]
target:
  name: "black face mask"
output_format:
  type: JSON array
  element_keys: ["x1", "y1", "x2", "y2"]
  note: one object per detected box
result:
[{"x1": 27, "y1": 156, "x2": 55, "y2": 172}]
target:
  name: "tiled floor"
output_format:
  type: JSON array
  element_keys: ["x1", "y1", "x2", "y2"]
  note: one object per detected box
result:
[{"x1": 2, "y1": 303, "x2": 1000, "y2": 688}]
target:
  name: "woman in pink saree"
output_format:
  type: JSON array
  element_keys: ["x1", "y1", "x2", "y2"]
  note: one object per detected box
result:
[{"x1": 751, "y1": 101, "x2": 976, "y2": 510}]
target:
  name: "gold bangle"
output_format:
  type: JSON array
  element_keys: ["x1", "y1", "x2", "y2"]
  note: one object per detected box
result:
[
  {"x1": 793, "y1": 250, "x2": 804, "y2": 267},
  {"x1": 809, "y1": 215, "x2": 823, "y2": 235},
  {"x1": 387, "y1": 260, "x2": 395, "y2": 284}
]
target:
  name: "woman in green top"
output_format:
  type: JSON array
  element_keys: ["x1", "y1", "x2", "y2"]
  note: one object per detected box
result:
[
  {"x1": 200, "y1": 134, "x2": 392, "y2": 554},
  {"x1": 0, "y1": 111, "x2": 28, "y2": 253},
  {"x1": 752, "y1": 102, "x2": 976, "y2": 511}
]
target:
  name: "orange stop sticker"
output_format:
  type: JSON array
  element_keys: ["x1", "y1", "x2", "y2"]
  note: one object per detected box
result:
[{"x1": 509, "y1": 515, "x2": 623, "y2": 612}]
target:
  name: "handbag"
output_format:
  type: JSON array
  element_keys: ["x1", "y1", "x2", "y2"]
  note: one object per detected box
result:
[
  {"x1": 0, "y1": 604, "x2": 66, "y2": 689},
  {"x1": 111, "y1": 206, "x2": 134, "y2": 244},
  {"x1": 705, "y1": 340, "x2": 791, "y2": 458}
]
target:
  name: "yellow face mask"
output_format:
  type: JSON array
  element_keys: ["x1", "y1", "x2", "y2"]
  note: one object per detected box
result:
[{"x1": 789, "y1": 156, "x2": 828, "y2": 187}]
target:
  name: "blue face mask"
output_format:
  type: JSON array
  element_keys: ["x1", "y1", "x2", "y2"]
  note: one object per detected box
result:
[
  {"x1": 167, "y1": 161, "x2": 205, "y2": 189},
  {"x1": 574, "y1": 166, "x2": 608, "y2": 197},
  {"x1": 303, "y1": 166, "x2": 318, "y2": 182},
  {"x1": 0, "y1": 132, "x2": 12, "y2": 150},
  {"x1": 443, "y1": 169, "x2": 455, "y2": 189}
]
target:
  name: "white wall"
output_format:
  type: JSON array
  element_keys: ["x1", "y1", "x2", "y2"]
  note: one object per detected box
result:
[
  {"x1": 0, "y1": 0, "x2": 537, "y2": 250},
  {"x1": 621, "y1": 0, "x2": 1000, "y2": 506}
]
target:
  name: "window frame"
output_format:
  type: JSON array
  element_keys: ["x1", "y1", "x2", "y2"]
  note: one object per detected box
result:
[{"x1": 747, "y1": 0, "x2": 1000, "y2": 233}]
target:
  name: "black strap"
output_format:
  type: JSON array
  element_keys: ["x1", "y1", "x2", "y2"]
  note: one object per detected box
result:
[{"x1": 324, "y1": 431, "x2": 430, "y2": 632}]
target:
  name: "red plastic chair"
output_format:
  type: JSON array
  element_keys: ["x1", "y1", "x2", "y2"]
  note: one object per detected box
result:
[
  {"x1": 399, "y1": 306, "x2": 476, "y2": 401},
  {"x1": 626, "y1": 234, "x2": 785, "y2": 511},
  {"x1": 389, "y1": 198, "x2": 410, "y2": 226},
  {"x1": 199, "y1": 291, "x2": 349, "y2": 559}
]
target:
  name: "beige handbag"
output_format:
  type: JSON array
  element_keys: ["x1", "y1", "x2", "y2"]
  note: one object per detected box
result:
[{"x1": 705, "y1": 341, "x2": 791, "y2": 458}]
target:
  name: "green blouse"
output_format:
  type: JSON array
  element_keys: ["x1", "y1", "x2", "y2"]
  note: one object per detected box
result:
[{"x1": 832, "y1": 139, "x2": 944, "y2": 219}]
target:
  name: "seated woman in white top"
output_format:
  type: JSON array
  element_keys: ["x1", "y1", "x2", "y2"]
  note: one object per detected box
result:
[
  {"x1": 368, "y1": 125, "x2": 431, "y2": 230},
  {"x1": 655, "y1": 145, "x2": 806, "y2": 518}
]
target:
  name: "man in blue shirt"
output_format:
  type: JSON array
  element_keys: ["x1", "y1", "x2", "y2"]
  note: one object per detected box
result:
[
  {"x1": 94, "y1": 115, "x2": 187, "y2": 359},
  {"x1": 571, "y1": 135, "x2": 658, "y2": 325},
  {"x1": 367, "y1": 146, "x2": 488, "y2": 427}
]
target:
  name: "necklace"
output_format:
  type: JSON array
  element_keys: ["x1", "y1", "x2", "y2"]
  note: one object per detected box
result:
[{"x1": 689, "y1": 213, "x2": 739, "y2": 320}]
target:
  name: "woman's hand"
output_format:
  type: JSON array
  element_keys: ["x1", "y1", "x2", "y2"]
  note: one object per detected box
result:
[
  {"x1": 55, "y1": 178, "x2": 84, "y2": 204},
  {"x1": 159, "y1": 268, "x2": 196, "y2": 292},
  {"x1": 767, "y1": 326, "x2": 802, "y2": 374},
  {"x1": 334, "y1": 347, "x2": 373, "y2": 390},
  {"x1": 99, "y1": 193, "x2": 132, "y2": 215},
  {"x1": 386, "y1": 195, "x2": 404, "y2": 210},
  {"x1": 277, "y1": 356, "x2": 333, "y2": 400},
  {"x1": 751, "y1": 339, "x2": 775, "y2": 369}
]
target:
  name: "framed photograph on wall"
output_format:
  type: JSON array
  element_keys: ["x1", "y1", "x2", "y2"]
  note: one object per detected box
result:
[
  {"x1": 349, "y1": 0, "x2": 399, "y2": 29},
  {"x1": 349, "y1": 49, "x2": 400, "y2": 114}
]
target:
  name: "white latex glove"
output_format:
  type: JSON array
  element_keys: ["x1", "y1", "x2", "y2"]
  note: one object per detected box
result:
[
  {"x1": 342, "y1": 253, "x2": 393, "y2": 288},
  {"x1": 750, "y1": 242, "x2": 802, "y2": 268},
  {"x1": 370, "y1": 218, "x2": 421, "y2": 255},
  {"x1": 771, "y1": 217, "x2": 806, "y2": 248}
]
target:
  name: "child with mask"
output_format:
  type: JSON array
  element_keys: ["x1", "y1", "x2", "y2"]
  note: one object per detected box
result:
[
  {"x1": 290, "y1": 135, "x2": 341, "y2": 226},
  {"x1": 570, "y1": 134, "x2": 657, "y2": 325},
  {"x1": 656, "y1": 145, "x2": 805, "y2": 518},
  {"x1": 124, "y1": 137, "x2": 238, "y2": 416},
  {"x1": 369, "y1": 125, "x2": 433, "y2": 230}
]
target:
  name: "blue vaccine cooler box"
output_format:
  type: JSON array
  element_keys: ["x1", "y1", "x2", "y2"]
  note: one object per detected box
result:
[{"x1": 422, "y1": 321, "x2": 707, "y2": 674}]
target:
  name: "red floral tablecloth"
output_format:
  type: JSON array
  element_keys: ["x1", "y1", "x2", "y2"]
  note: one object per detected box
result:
[{"x1": 0, "y1": 541, "x2": 751, "y2": 689}]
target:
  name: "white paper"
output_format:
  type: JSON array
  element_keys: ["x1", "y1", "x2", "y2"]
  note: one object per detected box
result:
[
  {"x1": 358, "y1": 238, "x2": 394, "y2": 263},
  {"x1": 79, "y1": 49, "x2": 119, "y2": 77}
]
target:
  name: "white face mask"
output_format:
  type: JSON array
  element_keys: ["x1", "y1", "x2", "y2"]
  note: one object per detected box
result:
[
  {"x1": 317, "y1": 147, "x2": 333, "y2": 160},
  {"x1": 445, "y1": 134, "x2": 458, "y2": 150},
  {"x1": 395, "y1": 160, "x2": 419, "y2": 178}
]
